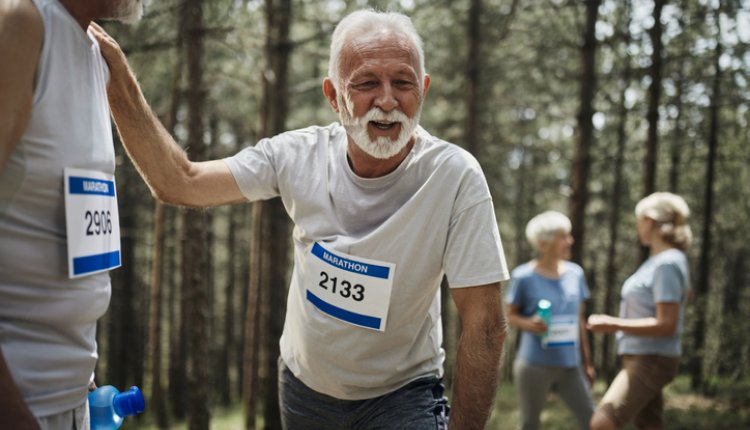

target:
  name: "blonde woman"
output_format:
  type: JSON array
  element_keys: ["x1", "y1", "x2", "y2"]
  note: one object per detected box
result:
[
  {"x1": 505, "y1": 211, "x2": 595, "y2": 430},
  {"x1": 588, "y1": 192, "x2": 692, "y2": 430}
]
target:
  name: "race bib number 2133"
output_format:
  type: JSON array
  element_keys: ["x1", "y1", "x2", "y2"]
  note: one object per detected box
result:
[{"x1": 304, "y1": 242, "x2": 396, "y2": 332}]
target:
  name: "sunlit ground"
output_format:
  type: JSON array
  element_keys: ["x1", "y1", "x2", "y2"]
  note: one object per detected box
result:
[{"x1": 129, "y1": 376, "x2": 750, "y2": 429}]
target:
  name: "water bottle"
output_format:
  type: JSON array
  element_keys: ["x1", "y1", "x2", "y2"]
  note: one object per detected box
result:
[
  {"x1": 536, "y1": 299, "x2": 552, "y2": 347},
  {"x1": 89, "y1": 385, "x2": 145, "y2": 430}
]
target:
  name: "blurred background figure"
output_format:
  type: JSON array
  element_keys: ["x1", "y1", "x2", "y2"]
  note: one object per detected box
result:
[
  {"x1": 588, "y1": 192, "x2": 692, "y2": 430},
  {"x1": 505, "y1": 211, "x2": 595, "y2": 430}
]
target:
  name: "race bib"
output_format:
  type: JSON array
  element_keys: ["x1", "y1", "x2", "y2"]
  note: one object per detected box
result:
[
  {"x1": 304, "y1": 242, "x2": 396, "y2": 331},
  {"x1": 542, "y1": 315, "x2": 578, "y2": 348},
  {"x1": 64, "y1": 168, "x2": 121, "y2": 278}
]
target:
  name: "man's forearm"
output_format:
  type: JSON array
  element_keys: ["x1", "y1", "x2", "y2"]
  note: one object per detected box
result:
[
  {"x1": 450, "y1": 318, "x2": 506, "y2": 429},
  {"x1": 107, "y1": 66, "x2": 195, "y2": 205}
]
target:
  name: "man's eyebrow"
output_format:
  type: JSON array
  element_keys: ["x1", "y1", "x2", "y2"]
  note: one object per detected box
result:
[
  {"x1": 348, "y1": 71, "x2": 378, "y2": 82},
  {"x1": 349, "y1": 67, "x2": 417, "y2": 80},
  {"x1": 393, "y1": 69, "x2": 418, "y2": 78}
]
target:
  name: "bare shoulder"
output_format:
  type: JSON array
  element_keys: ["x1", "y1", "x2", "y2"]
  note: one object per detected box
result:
[
  {"x1": 0, "y1": 0, "x2": 43, "y2": 86},
  {"x1": 0, "y1": 0, "x2": 43, "y2": 43},
  {"x1": 0, "y1": 0, "x2": 43, "y2": 165}
]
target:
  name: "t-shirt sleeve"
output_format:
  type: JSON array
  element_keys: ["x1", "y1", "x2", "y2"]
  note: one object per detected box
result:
[
  {"x1": 443, "y1": 199, "x2": 510, "y2": 288},
  {"x1": 653, "y1": 262, "x2": 684, "y2": 303},
  {"x1": 223, "y1": 137, "x2": 280, "y2": 202}
]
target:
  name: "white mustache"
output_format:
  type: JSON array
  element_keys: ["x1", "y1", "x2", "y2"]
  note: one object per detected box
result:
[
  {"x1": 337, "y1": 92, "x2": 422, "y2": 159},
  {"x1": 362, "y1": 108, "x2": 410, "y2": 124}
]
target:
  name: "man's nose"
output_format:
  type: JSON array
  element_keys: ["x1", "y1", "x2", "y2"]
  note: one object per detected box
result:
[{"x1": 374, "y1": 84, "x2": 398, "y2": 112}]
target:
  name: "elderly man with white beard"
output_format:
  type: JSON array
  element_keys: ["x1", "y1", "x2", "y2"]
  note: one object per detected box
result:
[
  {"x1": 0, "y1": 0, "x2": 143, "y2": 429},
  {"x1": 90, "y1": 9, "x2": 509, "y2": 430}
]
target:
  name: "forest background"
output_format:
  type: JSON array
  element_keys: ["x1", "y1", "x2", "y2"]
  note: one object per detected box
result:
[{"x1": 94, "y1": 0, "x2": 750, "y2": 428}]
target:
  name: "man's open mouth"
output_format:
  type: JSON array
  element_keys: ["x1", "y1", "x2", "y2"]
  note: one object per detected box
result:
[{"x1": 369, "y1": 121, "x2": 399, "y2": 130}]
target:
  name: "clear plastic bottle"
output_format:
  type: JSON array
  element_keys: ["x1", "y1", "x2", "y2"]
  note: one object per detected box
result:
[
  {"x1": 536, "y1": 299, "x2": 552, "y2": 347},
  {"x1": 88, "y1": 385, "x2": 145, "y2": 430}
]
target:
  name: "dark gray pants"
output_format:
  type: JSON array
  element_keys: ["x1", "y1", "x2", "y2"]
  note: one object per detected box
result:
[
  {"x1": 278, "y1": 359, "x2": 449, "y2": 430},
  {"x1": 513, "y1": 359, "x2": 594, "y2": 430}
]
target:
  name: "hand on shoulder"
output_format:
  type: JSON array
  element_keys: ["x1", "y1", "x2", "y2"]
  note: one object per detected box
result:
[{"x1": 88, "y1": 22, "x2": 130, "y2": 81}]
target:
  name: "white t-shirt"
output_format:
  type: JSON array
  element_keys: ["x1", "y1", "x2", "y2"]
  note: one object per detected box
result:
[
  {"x1": 225, "y1": 123, "x2": 509, "y2": 400},
  {"x1": 0, "y1": 0, "x2": 114, "y2": 418}
]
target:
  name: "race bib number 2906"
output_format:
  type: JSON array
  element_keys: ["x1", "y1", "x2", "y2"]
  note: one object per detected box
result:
[
  {"x1": 304, "y1": 242, "x2": 395, "y2": 332},
  {"x1": 64, "y1": 168, "x2": 121, "y2": 278}
]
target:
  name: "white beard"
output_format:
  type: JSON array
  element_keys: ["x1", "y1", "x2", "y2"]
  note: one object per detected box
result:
[
  {"x1": 111, "y1": 0, "x2": 144, "y2": 24},
  {"x1": 338, "y1": 93, "x2": 422, "y2": 160}
]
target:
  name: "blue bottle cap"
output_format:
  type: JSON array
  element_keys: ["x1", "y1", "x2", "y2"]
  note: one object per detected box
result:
[{"x1": 112, "y1": 386, "x2": 145, "y2": 417}]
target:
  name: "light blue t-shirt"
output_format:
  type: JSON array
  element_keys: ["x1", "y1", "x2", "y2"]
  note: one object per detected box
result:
[
  {"x1": 505, "y1": 261, "x2": 589, "y2": 368},
  {"x1": 617, "y1": 249, "x2": 690, "y2": 357}
]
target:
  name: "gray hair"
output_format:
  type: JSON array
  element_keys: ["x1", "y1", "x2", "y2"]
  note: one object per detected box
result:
[
  {"x1": 328, "y1": 10, "x2": 426, "y2": 91},
  {"x1": 525, "y1": 211, "x2": 572, "y2": 247},
  {"x1": 635, "y1": 192, "x2": 693, "y2": 250}
]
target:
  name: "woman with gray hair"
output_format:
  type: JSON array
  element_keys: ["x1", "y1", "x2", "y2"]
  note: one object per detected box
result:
[
  {"x1": 588, "y1": 192, "x2": 692, "y2": 430},
  {"x1": 505, "y1": 211, "x2": 595, "y2": 430}
]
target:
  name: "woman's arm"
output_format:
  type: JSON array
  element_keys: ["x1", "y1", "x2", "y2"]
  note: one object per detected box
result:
[
  {"x1": 587, "y1": 302, "x2": 679, "y2": 337},
  {"x1": 579, "y1": 306, "x2": 596, "y2": 384}
]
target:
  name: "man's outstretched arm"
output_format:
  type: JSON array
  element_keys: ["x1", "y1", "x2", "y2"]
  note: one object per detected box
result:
[
  {"x1": 89, "y1": 23, "x2": 244, "y2": 208},
  {"x1": 450, "y1": 282, "x2": 506, "y2": 430}
]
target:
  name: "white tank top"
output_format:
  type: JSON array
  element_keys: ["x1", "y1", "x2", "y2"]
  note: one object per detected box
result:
[{"x1": 0, "y1": 0, "x2": 114, "y2": 417}]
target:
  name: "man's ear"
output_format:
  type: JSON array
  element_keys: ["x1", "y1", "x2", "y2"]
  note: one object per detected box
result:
[
  {"x1": 422, "y1": 74, "x2": 431, "y2": 98},
  {"x1": 323, "y1": 78, "x2": 339, "y2": 113}
]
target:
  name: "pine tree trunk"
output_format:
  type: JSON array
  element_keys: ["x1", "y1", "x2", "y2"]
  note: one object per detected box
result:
[
  {"x1": 464, "y1": 0, "x2": 482, "y2": 157},
  {"x1": 236, "y1": 125, "x2": 252, "y2": 403},
  {"x1": 106, "y1": 162, "x2": 138, "y2": 389},
  {"x1": 570, "y1": 0, "x2": 601, "y2": 265},
  {"x1": 218, "y1": 203, "x2": 238, "y2": 407},
  {"x1": 721, "y1": 250, "x2": 746, "y2": 377},
  {"x1": 148, "y1": 50, "x2": 183, "y2": 429},
  {"x1": 181, "y1": 0, "x2": 211, "y2": 427},
  {"x1": 148, "y1": 201, "x2": 168, "y2": 428},
  {"x1": 602, "y1": 0, "x2": 632, "y2": 381},
  {"x1": 168, "y1": 205, "x2": 187, "y2": 420},
  {"x1": 690, "y1": 9, "x2": 722, "y2": 390},
  {"x1": 669, "y1": 63, "x2": 685, "y2": 194},
  {"x1": 243, "y1": 1, "x2": 294, "y2": 428},
  {"x1": 639, "y1": 0, "x2": 666, "y2": 263},
  {"x1": 243, "y1": 203, "x2": 264, "y2": 430},
  {"x1": 513, "y1": 147, "x2": 530, "y2": 266},
  {"x1": 643, "y1": 0, "x2": 665, "y2": 198}
]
